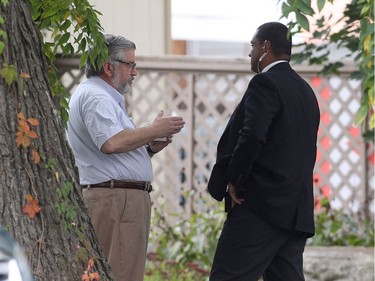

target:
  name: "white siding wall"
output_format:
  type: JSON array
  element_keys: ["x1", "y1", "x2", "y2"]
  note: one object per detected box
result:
[{"x1": 89, "y1": 0, "x2": 171, "y2": 55}]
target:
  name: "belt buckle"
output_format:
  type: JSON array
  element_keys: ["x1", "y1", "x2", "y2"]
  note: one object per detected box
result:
[{"x1": 144, "y1": 182, "x2": 152, "y2": 192}]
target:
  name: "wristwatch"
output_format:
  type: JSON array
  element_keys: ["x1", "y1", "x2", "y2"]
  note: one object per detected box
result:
[{"x1": 146, "y1": 145, "x2": 157, "y2": 155}]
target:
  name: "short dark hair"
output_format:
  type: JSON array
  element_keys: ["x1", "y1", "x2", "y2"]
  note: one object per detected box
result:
[
  {"x1": 256, "y1": 22, "x2": 292, "y2": 57},
  {"x1": 85, "y1": 34, "x2": 136, "y2": 78}
]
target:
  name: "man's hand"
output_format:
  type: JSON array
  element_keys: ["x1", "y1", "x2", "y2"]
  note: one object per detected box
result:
[
  {"x1": 228, "y1": 182, "x2": 245, "y2": 207},
  {"x1": 152, "y1": 110, "x2": 185, "y2": 137},
  {"x1": 148, "y1": 135, "x2": 173, "y2": 153}
]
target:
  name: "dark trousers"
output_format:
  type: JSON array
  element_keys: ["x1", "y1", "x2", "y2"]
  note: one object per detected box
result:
[{"x1": 210, "y1": 203, "x2": 308, "y2": 281}]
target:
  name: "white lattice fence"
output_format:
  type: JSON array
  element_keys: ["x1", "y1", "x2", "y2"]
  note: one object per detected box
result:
[
  {"x1": 311, "y1": 74, "x2": 368, "y2": 213},
  {"x1": 57, "y1": 56, "x2": 374, "y2": 219}
]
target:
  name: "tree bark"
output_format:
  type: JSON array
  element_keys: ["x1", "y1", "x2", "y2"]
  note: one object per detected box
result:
[{"x1": 0, "y1": 1, "x2": 113, "y2": 280}]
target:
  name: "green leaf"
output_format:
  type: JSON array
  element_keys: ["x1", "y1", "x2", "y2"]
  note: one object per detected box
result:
[
  {"x1": 296, "y1": 12, "x2": 310, "y2": 31},
  {"x1": 39, "y1": 19, "x2": 52, "y2": 30},
  {"x1": 298, "y1": 0, "x2": 314, "y2": 15},
  {"x1": 317, "y1": 0, "x2": 326, "y2": 12},
  {"x1": 0, "y1": 64, "x2": 17, "y2": 86},
  {"x1": 321, "y1": 62, "x2": 344, "y2": 75},
  {"x1": 354, "y1": 104, "x2": 369, "y2": 125},
  {"x1": 301, "y1": 0, "x2": 311, "y2": 6},
  {"x1": 362, "y1": 129, "x2": 374, "y2": 141},
  {"x1": 0, "y1": 41, "x2": 5, "y2": 54},
  {"x1": 41, "y1": 9, "x2": 57, "y2": 19},
  {"x1": 369, "y1": 114, "x2": 375, "y2": 129},
  {"x1": 360, "y1": 4, "x2": 370, "y2": 17},
  {"x1": 60, "y1": 19, "x2": 71, "y2": 31},
  {"x1": 281, "y1": 2, "x2": 293, "y2": 17},
  {"x1": 60, "y1": 107, "x2": 69, "y2": 127},
  {"x1": 0, "y1": 29, "x2": 7, "y2": 40},
  {"x1": 78, "y1": 37, "x2": 87, "y2": 52},
  {"x1": 360, "y1": 18, "x2": 374, "y2": 39},
  {"x1": 61, "y1": 43, "x2": 73, "y2": 55},
  {"x1": 57, "y1": 32, "x2": 70, "y2": 46},
  {"x1": 75, "y1": 247, "x2": 88, "y2": 262},
  {"x1": 79, "y1": 52, "x2": 88, "y2": 68}
]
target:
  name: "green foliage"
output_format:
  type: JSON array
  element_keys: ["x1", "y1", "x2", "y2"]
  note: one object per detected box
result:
[
  {"x1": 146, "y1": 204, "x2": 225, "y2": 280},
  {"x1": 45, "y1": 156, "x2": 78, "y2": 231},
  {"x1": 0, "y1": 1, "x2": 108, "y2": 126},
  {"x1": 356, "y1": 16, "x2": 374, "y2": 130},
  {"x1": 145, "y1": 260, "x2": 209, "y2": 281},
  {"x1": 278, "y1": 0, "x2": 375, "y2": 133},
  {"x1": 44, "y1": 157, "x2": 57, "y2": 170},
  {"x1": 0, "y1": 63, "x2": 16, "y2": 85},
  {"x1": 28, "y1": 0, "x2": 107, "y2": 63},
  {"x1": 308, "y1": 200, "x2": 374, "y2": 247},
  {"x1": 75, "y1": 246, "x2": 88, "y2": 263},
  {"x1": 0, "y1": 9, "x2": 10, "y2": 85},
  {"x1": 146, "y1": 198, "x2": 374, "y2": 279},
  {"x1": 27, "y1": 0, "x2": 108, "y2": 126},
  {"x1": 55, "y1": 181, "x2": 77, "y2": 231}
]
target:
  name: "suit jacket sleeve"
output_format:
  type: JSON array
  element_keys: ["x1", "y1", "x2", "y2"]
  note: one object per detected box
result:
[{"x1": 227, "y1": 74, "x2": 280, "y2": 188}]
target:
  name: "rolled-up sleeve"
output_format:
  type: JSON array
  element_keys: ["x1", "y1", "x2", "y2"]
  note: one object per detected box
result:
[{"x1": 84, "y1": 99, "x2": 125, "y2": 150}]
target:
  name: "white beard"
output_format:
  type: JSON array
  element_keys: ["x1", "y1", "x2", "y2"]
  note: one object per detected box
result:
[
  {"x1": 122, "y1": 84, "x2": 132, "y2": 95},
  {"x1": 112, "y1": 70, "x2": 133, "y2": 95}
]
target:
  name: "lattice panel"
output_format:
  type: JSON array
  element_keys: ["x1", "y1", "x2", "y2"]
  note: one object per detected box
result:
[
  {"x1": 57, "y1": 58, "x2": 374, "y2": 219},
  {"x1": 191, "y1": 73, "x2": 252, "y2": 213},
  {"x1": 310, "y1": 74, "x2": 373, "y2": 214},
  {"x1": 130, "y1": 72, "x2": 195, "y2": 215},
  {"x1": 58, "y1": 67, "x2": 86, "y2": 93}
]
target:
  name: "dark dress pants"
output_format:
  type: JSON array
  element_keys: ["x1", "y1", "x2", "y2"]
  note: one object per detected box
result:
[{"x1": 210, "y1": 203, "x2": 308, "y2": 281}]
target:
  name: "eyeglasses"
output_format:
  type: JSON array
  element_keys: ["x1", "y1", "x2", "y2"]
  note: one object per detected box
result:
[{"x1": 115, "y1": 60, "x2": 137, "y2": 70}]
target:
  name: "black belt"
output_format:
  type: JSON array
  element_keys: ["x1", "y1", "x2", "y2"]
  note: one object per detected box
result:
[{"x1": 81, "y1": 180, "x2": 153, "y2": 193}]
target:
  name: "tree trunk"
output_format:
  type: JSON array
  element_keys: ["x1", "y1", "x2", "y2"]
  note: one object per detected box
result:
[{"x1": 0, "y1": 1, "x2": 113, "y2": 280}]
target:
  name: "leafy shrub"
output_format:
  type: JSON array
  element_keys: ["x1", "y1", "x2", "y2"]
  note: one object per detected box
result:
[
  {"x1": 145, "y1": 192, "x2": 374, "y2": 280},
  {"x1": 146, "y1": 202, "x2": 225, "y2": 280},
  {"x1": 307, "y1": 197, "x2": 374, "y2": 246}
]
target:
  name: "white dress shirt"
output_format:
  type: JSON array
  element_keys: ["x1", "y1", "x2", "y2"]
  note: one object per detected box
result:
[{"x1": 67, "y1": 77, "x2": 153, "y2": 184}]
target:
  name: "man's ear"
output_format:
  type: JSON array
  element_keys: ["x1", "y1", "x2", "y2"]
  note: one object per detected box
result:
[
  {"x1": 264, "y1": 40, "x2": 271, "y2": 53},
  {"x1": 103, "y1": 61, "x2": 114, "y2": 76}
]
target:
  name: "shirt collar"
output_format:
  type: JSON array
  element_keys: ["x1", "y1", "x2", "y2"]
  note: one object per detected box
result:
[
  {"x1": 262, "y1": 60, "x2": 288, "y2": 73},
  {"x1": 90, "y1": 77, "x2": 125, "y2": 106}
]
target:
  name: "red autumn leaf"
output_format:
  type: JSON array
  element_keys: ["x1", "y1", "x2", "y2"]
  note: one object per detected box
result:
[
  {"x1": 18, "y1": 120, "x2": 30, "y2": 132},
  {"x1": 89, "y1": 272, "x2": 100, "y2": 280},
  {"x1": 27, "y1": 118, "x2": 39, "y2": 126},
  {"x1": 27, "y1": 130, "x2": 38, "y2": 139},
  {"x1": 20, "y1": 72, "x2": 31, "y2": 79},
  {"x1": 87, "y1": 258, "x2": 94, "y2": 270},
  {"x1": 82, "y1": 259, "x2": 99, "y2": 281},
  {"x1": 32, "y1": 149, "x2": 41, "y2": 164},
  {"x1": 22, "y1": 194, "x2": 41, "y2": 219},
  {"x1": 81, "y1": 273, "x2": 89, "y2": 281},
  {"x1": 17, "y1": 112, "x2": 25, "y2": 120},
  {"x1": 16, "y1": 132, "x2": 31, "y2": 148}
]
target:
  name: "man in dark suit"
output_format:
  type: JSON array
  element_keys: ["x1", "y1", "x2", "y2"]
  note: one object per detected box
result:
[{"x1": 208, "y1": 22, "x2": 320, "y2": 281}]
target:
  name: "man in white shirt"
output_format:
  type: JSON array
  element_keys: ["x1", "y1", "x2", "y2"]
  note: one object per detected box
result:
[{"x1": 67, "y1": 34, "x2": 185, "y2": 281}]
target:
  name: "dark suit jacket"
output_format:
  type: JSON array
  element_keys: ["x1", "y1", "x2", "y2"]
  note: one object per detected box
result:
[{"x1": 207, "y1": 62, "x2": 320, "y2": 236}]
